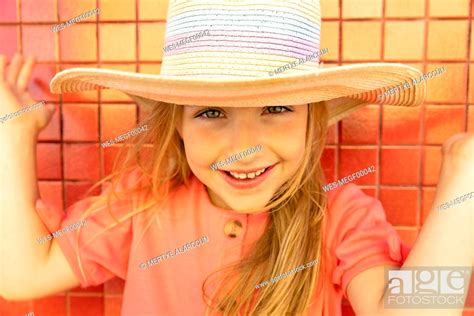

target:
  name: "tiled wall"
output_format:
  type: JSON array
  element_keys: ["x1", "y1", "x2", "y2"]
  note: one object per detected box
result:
[{"x1": 0, "y1": 0, "x2": 473, "y2": 315}]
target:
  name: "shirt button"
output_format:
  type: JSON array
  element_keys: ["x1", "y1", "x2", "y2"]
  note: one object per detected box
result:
[{"x1": 224, "y1": 220, "x2": 243, "y2": 238}]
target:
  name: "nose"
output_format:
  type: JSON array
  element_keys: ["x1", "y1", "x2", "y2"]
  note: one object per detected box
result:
[{"x1": 228, "y1": 117, "x2": 262, "y2": 164}]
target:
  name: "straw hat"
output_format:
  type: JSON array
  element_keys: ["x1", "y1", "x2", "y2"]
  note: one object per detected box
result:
[{"x1": 50, "y1": 0, "x2": 426, "y2": 125}]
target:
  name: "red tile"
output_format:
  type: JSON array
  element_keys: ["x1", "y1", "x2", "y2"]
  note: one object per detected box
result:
[
  {"x1": 382, "y1": 105, "x2": 421, "y2": 145},
  {"x1": 28, "y1": 64, "x2": 60, "y2": 102},
  {"x1": 381, "y1": 148, "x2": 420, "y2": 185},
  {"x1": 0, "y1": 0, "x2": 17, "y2": 22},
  {"x1": 103, "y1": 146, "x2": 129, "y2": 176},
  {"x1": 422, "y1": 146, "x2": 443, "y2": 186},
  {"x1": 63, "y1": 103, "x2": 99, "y2": 141},
  {"x1": 60, "y1": 24, "x2": 97, "y2": 62},
  {"x1": 70, "y1": 296, "x2": 104, "y2": 316},
  {"x1": 339, "y1": 148, "x2": 377, "y2": 185},
  {"x1": 37, "y1": 143, "x2": 62, "y2": 180},
  {"x1": 394, "y1": 228, "x2": 419, "y2": 246},
  {"x1": 341, "y1": 105, "x2": 380, "y2": 144},
  {"x1": 65, "y1": 181, "x2": 101, "y2": 208},
  {"x1": 360, "y1": 188, "x2": 376, "y2": 197},
  {"x1": 63, "y1": 144, "x2": 100, "y2": 180},
  {"x1": 100, "y1": 104, "x2": 137, "y2": 141},
  {"x1": 71, "y1": 283, "x2": 104, "y2": 293},
  {"x1": 33, "y1": 296, "x2": 67, "y2": 316},
  {"x1": 38, "y1": 103, "x2": 61, "y2": 141},
  {"x1": 0, "y1": 26, "x2": 18, "y2": 58},
  {"x1": 21, "y1": 0, "x2": 56, "y2": 22},
  {"x1": 38, "y1": 181, "x2": 64, "y2": 213},
  {"x1": 321, "y1": 147, "x2": 336, "y2": 183},
  {"x1": 421, "y1": 187, "x2": 437, "y2": 224},
  {"x1": 469, "y1": 106, "x2": 474, "y2": 133},
  {"x1": 380, "y1": 188, "x2": 419, "y2": 226},
  {"x1": 22, "y1": 26, "x2": 56, "y2": 62},
  {"x1": 104, "y1": 297, "x2": 122, "y2": 316},
  {"x1": 105, "y1": 278, "x2": 125, "y2": 294},
  {"x1": 0, "y1": 298, "x2": 32, "y2": 315},
  {"x1": 424, "y1": 106, "x2": 465, "y2": 145}
]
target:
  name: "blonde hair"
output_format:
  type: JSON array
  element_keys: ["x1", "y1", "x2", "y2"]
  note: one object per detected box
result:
[{"x1": 74, "y1": 98, "x2": 329, "y2": 315}]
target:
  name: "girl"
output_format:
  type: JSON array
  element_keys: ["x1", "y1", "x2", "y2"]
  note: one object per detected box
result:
[{"x1": 1, "y1": 1, "x2": 473, "y2": 315}]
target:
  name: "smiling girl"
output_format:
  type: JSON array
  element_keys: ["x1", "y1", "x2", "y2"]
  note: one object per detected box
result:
[{"x1": 1, "y1": 1, "x2": 473, "y2": 316}]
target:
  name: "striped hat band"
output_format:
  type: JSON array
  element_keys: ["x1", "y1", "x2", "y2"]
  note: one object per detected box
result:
[{"x1": 161, "y1": 0, "x2": 324, "y2": 78}]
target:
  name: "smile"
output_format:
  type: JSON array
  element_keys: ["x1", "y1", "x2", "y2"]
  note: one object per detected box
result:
[{"x1": 219, "y1": 164, "x2": 276, "y2": 189}]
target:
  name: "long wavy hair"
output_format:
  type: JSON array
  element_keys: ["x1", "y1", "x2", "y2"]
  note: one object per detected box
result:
[{"x1": 73, "y1": 97, "x2": 329, "y2": 315}]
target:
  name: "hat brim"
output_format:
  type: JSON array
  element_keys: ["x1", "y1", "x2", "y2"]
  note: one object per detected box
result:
[{"x1": 50, "y1": 63, "x2": 426, "y2": 124}]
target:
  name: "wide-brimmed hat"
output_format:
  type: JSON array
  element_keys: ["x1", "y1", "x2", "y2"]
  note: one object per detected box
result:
[{"x1": 50, "y1": 0, "x2": 426, "y2": 125}]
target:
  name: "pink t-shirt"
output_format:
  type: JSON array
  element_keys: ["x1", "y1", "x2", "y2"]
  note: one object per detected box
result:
[{"x1": 36, "y1": 169, "x2": 411, "y2": 315}]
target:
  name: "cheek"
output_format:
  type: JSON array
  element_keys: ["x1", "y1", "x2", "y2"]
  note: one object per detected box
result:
[
  {"x1": 268, "y1": 118, "x2": 307, "y2": 161},
  {"x1": 181, "y1": 123, "x2": 223, "y2": 168}
]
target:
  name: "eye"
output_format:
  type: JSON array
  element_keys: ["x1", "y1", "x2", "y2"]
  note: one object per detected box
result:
[
  {"x1": 195, "y1": 108, "x2": 225, "y2": 119},
  {"x1": 263, "y1": 106, "x2": 292, "y2": 114}
]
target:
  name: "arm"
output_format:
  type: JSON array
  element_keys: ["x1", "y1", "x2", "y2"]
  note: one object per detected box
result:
[
  {"x1": 347, "y1": 133, "x2": 474, "y2": 316},
  {"x1": 0, "y1": 53, "x2": 80, "y2": 300}
]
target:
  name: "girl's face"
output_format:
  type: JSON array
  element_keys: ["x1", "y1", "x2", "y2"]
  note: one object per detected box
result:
[{"x1": 179, "y1": 105, "x2": 308, "y2": 213}]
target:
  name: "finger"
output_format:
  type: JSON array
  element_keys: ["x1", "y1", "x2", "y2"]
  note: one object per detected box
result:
[
  {"x1": 6, "y1": 53, "x2": 23, "y2": 86},
  {"x1": 16, "y1": 56, "x2": 35, "y2": 91},
  {"x1": 0, "y1": 55, "x2": 6, "y2": 81}
]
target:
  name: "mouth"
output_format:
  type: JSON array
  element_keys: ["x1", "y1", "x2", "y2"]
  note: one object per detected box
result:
[{"x1": 219, "y1": 164, "x2": 276, "y2": 189}]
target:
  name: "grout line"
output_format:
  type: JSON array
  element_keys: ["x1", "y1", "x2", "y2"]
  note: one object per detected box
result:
[
  {"x1": 335, "y1": 0, "x2": 342, "y2": 183},
  {"x1": 377, "y1": 0, "x2": 387, "y2": 200},
  {"x1": 416, "y1": 0, "x2": 430, "y2": 229},
  {"x1": 465, "y1": 0, "x2": 472, "y2": 131}
]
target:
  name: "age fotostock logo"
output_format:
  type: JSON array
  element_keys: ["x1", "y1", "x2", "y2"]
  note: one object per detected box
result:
[{"x1": 384, "y1": 266, "x2": 472, "y2": 309}]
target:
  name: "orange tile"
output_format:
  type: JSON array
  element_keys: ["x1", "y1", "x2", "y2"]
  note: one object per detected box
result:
[
  {"x1": 342, "y1": 22, "x2": 381, "y2": 61},
  {"x1": 99, "y1": 23, "x2": 136, "y2": 61},
  {"x1": 469, "y1": 105, "x2": 474, "y2": 132},
  {"x1": 99, "y1": 0, "x2": 136, "y2": 21},
  {"x1": 342, "y1": 0, "x2": 382, "y2": 18},
  {"x1": 139, "y1": 0, "x2": 169, "y2": 20},
  {"x1": 384, "y1": 21, "x2": 424, "y2": 61},
  {"x1": 139, "y1": 22, "x2": 167, "y2": 61},
  {"x1": 139, "y1": 63, "x2": 162, "y2": 74},
  {"x1": 320, "y1": 0, "x2": 339, "y2": 18},
  {"x1": 429, "y1": 0, "x2": 469, "y2": 17},
  {"x1": 22, "y1": 26, "x2": 56, "y2": 62},
  {"x1": 426, "y1": 63, "x2": 465, "y2": 103},
  {"x1": 21, "y1": 0, "x2": 55, "y2": 22},
  {"x1": 341, "y1": 105, "x2": 380, "y2": 144},
  {"x1": 471, "y1": 25, "x2": 474, "y2": 60},
  {"x1": 394, "y1": 228, "x2": 419, "y2": 246},
  {"x1": 320, "y1": 21, "x2": 339, "y2": 61},
  {"x1": 381, "y1": 148, "x2": 420, "y2": 185},
  {"x1": 100, "y1": 64, "x2": 135, "y2": 101},
  {"x1": 382, "y1": 105, "x2": 421, "y2": 145},
  {"x1": 469, "y1": 65, "x2": 474, "y2": 103},
  {"x1": 422, "y1": 146, "x2": 443, "y2": 186},
  {"x1": 59, "y1": 0, "x2": 96, "y2": 19},
  {"x1": 424, "y1": 105, "x2": 465, "y2": 144},
  {"x1": 385, "y1": 0, "x2": 425, "y2": 17},
  {"x1": 60, "y1": 24, "x2": 97, "y2": 61},
  {"x1": 339, "y1": 148, "x2": 378, "y2": 185},
  {"x1": 427, "y1": 21, "x2": 468, "y2": 60},
  {"x1": 100, "y1": 103, "x2": 137, "y2": 141},
  {"x1": 380, "y1": 188, "x2": 419, "y2": 226}
]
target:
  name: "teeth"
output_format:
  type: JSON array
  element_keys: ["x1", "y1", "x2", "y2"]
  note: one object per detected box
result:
[{"x1": 229, "y1": 168, "x2": 266, "y2": 180}]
